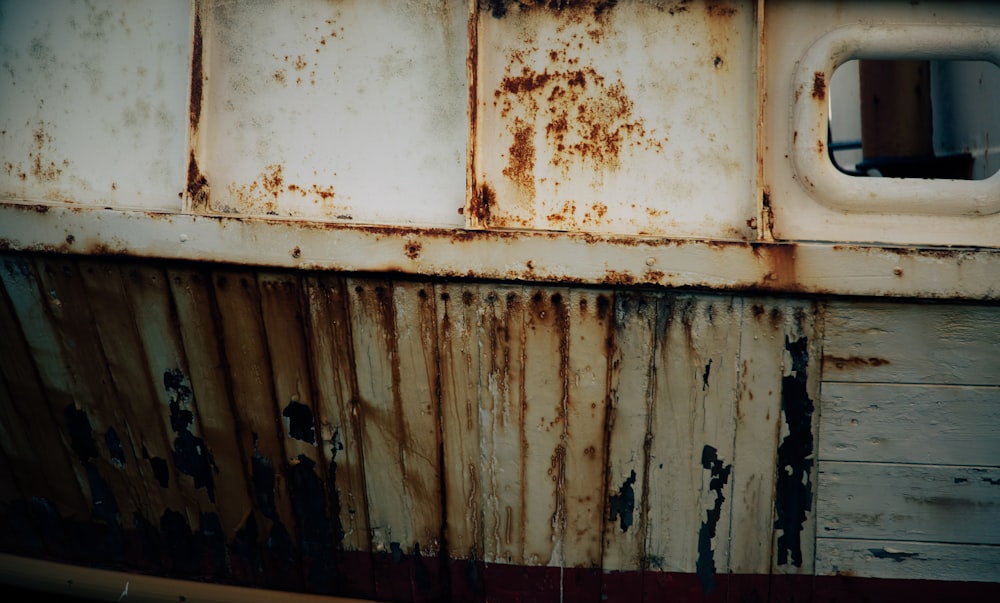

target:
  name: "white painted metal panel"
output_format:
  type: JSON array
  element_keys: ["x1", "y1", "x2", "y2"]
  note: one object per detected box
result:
[
  {"x1": 473, "y1": 0, "x2": 757, "y2": 238},
  {"x1": 195, "y1": 0, "x2": 468, "y2": 227},
  {"x1": 763, "y1": 0, "x2": 1000, "y2": 247},
  {"x1": 0, "y1": 0, "x2": 190, "y2": 209}
]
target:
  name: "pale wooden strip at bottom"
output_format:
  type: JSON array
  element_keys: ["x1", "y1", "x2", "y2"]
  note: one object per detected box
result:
[
  {"x1": 819, "y1": 382, "x2": 1000, "y2": 466},
  {"x1": 816, "y1": 538, "x2": 1000, "y2": 582},
  {"x1": 601, "y1": 292, "x2": 657, "y2": 573},
  {"x1": 817, "y1": 461, "x2": 1000, "y2": 545}
]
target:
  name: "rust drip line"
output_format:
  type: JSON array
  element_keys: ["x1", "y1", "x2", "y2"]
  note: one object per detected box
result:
[{"x1": 0, "y1": 553, "x2": 375, "y2": 603}]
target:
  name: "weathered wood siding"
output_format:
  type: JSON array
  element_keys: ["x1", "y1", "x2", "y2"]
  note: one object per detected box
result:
[
  {"x1": 817, "y1": 302, "x2": 1000, "y2": 583},
  {"x1": 1, "y1": 253, "x2": 998, "y2": 600}
]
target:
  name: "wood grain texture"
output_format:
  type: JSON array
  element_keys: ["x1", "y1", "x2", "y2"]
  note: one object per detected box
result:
[
  {"x1": 820, "y1": 383, "x2": 1000, "y2": 467},
  {"x1": 302, "y1": 274, "x2": 370, "y2": 553},
  {"x1": 823, "y1": 302, "x2": 1000, "y2": 386},
  {"x1": 817, "y1": 462, "x2": 1000, "y2": 545},
  {"x1": 601, "y1": 291, "x2": 657, "y2": 574},
  {"x1": 816, "y1": 538, "x2": 1000, "y2": 582}
]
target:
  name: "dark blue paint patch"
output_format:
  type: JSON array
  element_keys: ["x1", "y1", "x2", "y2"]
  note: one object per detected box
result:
[
  {"x1": 164, "y1": 369, "x2": 217, "y2": 502},
  {"x1": 608, "y1": 470, "x2": 637, "y2": 532},
  {"x1": 774, "y1": 335, "x2": 814, "y2": 568},
  {"x1": 983, "y1": 477, "x2": 1000, "y2": 486},
  {"x1": 104, "y1": 428, "x2": 126, "y2": 467},
  {"x1": 702, "y1": 359, "x2": 712, "y2": 391},
  {"x1": 133, "y1": 512, "x2": 164, "y2": 570},
  {"x1": 63, "y1": 404, "x2": 97, "y2": 463},
  {"x1": 413, "y1": 542, "x2": 433, "y2": 593},
  {"x1": 250, "y1": 433, "x2": 277, "y2": 520},
  {"x1": 282, "y1": 399, "x2": 316, "y2": 444},
  {"x1": 954, "y1": 478, "x2": 968, "y2": 484},
  {"x1": 390, "y1": 541, "x2": 403, "y2": 563},
  {"x1": 288, "y1": 454, "x2": 335, "y2": 590},
  {"x1": 144, "y1": 450, "x2": 170, "y2": 489},
  {"x1": 696, "y1": 444, "x2": 731, "y2": 594},
  {"x1": 869, "y1": 548, "x2": 919, "y2": 562},
  {"x1": 198, "y1": 512, "x2": 228, "y2": 575}
]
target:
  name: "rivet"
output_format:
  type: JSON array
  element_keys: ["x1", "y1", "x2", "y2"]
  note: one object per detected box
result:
[
  {"x1": 646, "y1": 257, "x2": 656, "y2": 266},
  {"x1": 893, "y1": 266, "x2": 903, "y2": 276},
  {"x1": 179, "y1": 233, "x2": 188, "y2": 243}
]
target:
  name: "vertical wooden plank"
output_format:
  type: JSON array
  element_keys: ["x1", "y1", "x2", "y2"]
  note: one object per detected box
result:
[
  {"x1": 211, "y1": 269, "x2": 300, "y2": 591},
  {"x1": 0, "y1": 264, "x2": 89, "y2": 517},
  {"x1": 347, "y1": 279, "x2": 413, "y2": 602},
  {"x1": 477, "y1": 286, "x2": 523, "y2": 566},
  {"x1": 436, "y1": 282, "x2": 486, "y2": 601},
  {"x1": 523, "y1": 290, "x2": 569, "y2": 568},
  {"x1": 561, "y1": 289, "x2": 613, "y2": 602},
  {"x1": 31, "y1": 257, "x2": 173, "y2": 564},
  {"x1": 728, "y1": 299, "x2": 786, "y2": 575},
  {"x1": 601, "y1": 291, "x2": 657, "y2": 603},
  {"x1": 77, "y1": 261, "x2": 205, "y2": 538},
  {"x1": 257, "y1": 272, "x2": 338, "y2": 591},
  {"x1": 392, "y1": 281, "x2": 445, "y2": 602},
  {"x1": 643, "y1": 295, "x2": 740, "y2": 597},
  {"x1": 770, "y1": 302, "x2": 823, "y2": 603},
  {"x1": 302, "y1": 273, "x2": 372, "y2": 597},
  {"x1": 166, "y1": 268, "x2": 261, "y2": 585}
]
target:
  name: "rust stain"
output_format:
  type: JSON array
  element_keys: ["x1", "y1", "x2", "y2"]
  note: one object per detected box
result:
[
  {"x1": 823, "y1": 356, "x2": 890, "y2": 370},
  {"x1": 186, "y1": 152, "x2": 210, "y2": 211},
  {"x1": 812, "y1": 71, "x2": 826, "y2": 101},
  {"x1": 471, "y1": 183, "x2": 495, "y2": 224},
  {"x1": 817, "y1": 140, "x2": 825, "y2": 155},
  {"x1": 705, "y1": 2, "x2": 738, "y2": 18},
  {"x1": 404, "y1": 240, "x2": 422, "y2": 260},
  {"x1": 504, "y1": 119, "x2": 536, "y2": 199},
  {"x1": 752, "y1": 242, "x2": 797, "y2": 288},
  {"x1": 189, "y1": 10, "x2": 204, "y2": 134},
  {"x1": 26, "y1": 122, "x2": 64, "y2": 182},
  {"x1": 486, "y1": 0, "x2": 619, "y2": 19}
]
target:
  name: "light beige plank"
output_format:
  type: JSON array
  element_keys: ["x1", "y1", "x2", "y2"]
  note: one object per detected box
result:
[
  {"x1": 601, "y1": 291, "x2": 657, "y2": 572},
  {"x1": 823, "y1": 302, "x2": 1000, "y2": 385},
  {"x1": 437, "y1": 283, "x2": 485, "y2": 561},
  {"x1": 167, "y1": 268, "x2": 256, "y2": 541},
  {"x1": 644, "y1": 295, "x2": 740, "y2": 576},
  {"x1": 478, "y1": 286, "x2": 526, "y2": 565},
  {"x1": 521, "y1": 289, "x2": 569, "y2": 567},
  {"x1": 816, "y1": 538, "x2": 1000, "y2": 582},
  {"x1": 303, "y1": 274, "x2": 370, "y2": 552},
  {"x1": 563, "y1": 289, "x2": 613, "y2": 568},
  {"x1": 728, "y1": 299, "x2": 785, "y2": 573},
  {"x1": 347, "y1": 279, "x2": 411, "y2": 554},
  {"x1": 820, "y1": 382, "x2": 1000, "y2": 467},
  {"x1": 818, "y1": 461, "x2": 1000, "y2": 545},
  {"x1": 392, "y1": 281, "x2": 444, "y2": 553}
]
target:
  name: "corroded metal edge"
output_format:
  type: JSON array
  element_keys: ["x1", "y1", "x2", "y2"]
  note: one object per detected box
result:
[{"x1": 1, "y1": 202, "x2": 997, "y2": 300}]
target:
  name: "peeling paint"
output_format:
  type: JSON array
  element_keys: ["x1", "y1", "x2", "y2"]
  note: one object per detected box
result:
[
  {"x1": 774, "y1": 336, "x2": 814, "y2": 568},
  {"x1": 696, "y1": 444, "x2": 731, "y2": 593},
  {"x1": 607, "y1": 469, "x2": 636, "y2": 532}
]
